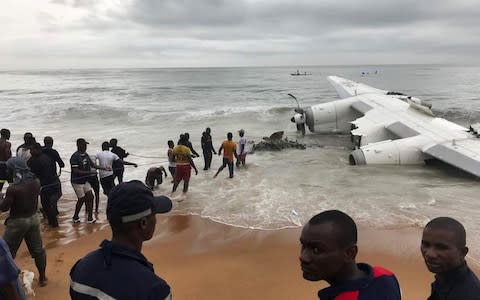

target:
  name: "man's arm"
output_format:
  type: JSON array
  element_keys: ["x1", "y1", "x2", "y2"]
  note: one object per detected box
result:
[
  {"x1": 218, "y1": 144, "x2": 224, "y2": 156},
  {"x1": 88, "y1": 157, "x2": 110, "y2": 171},
  {"x1": 190, "y1": 145, "x2": 200, "y2": 157},
  {"x1": 2, "y1": 142, "x2": 12, "y2": 160},
  {"x1": 188, "y1": 157, "x2": 198, "y2": 175},
  {"x1": 0, "y1": 190, "x2": 13, "y2": 212},
  {"x1": 120, "y1": 160, "x2": 138, "y2": 167},
  {"x1": 161, "y1": 166, "x2": 168, "y2": 177},
  {"x1": 54, "y1": 150, "x2": 65, "y2": 168}
]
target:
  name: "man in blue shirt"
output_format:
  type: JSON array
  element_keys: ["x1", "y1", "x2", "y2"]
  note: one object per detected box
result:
[
  {"x1": 421, "y1": 217, "x2": 480, "y2": 300},
  {"x1": 299, "y1": 210, "x2": 401, "y2": 300},
  {"x1": 0, "y1": 238, "x2": 25, "y2": 300},
  {"x1": 70, "y1": 180, "x2": 173, "y2": 300}
]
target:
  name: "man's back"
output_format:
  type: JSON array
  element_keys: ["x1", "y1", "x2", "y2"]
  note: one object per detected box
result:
[
  {"x1": 173, "y1": 145, "x2": 192, "y2": 164},
  {"x1": 221, "y1": 140, "x2": 236, "y2": 162},
  {"x1": 28, "y1": 153, "x2": 56, "y2": 186},
  {"x1": 0, "y1": 139, "x2": 11, "y2": 161},
  {"x1": 70, "y1": 240, "x2": 171, "y2": 300},
  {"x1": 95, "y1": 151, "x2": 118, "y2": 178},
  {"x1": 2, "y1": 179, "x2": 40, "y2": 218}
]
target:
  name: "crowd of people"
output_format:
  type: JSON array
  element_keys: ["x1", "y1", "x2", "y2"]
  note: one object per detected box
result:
[{"x1": 1, "y1": 126, "x2": 479, "y2": 299}]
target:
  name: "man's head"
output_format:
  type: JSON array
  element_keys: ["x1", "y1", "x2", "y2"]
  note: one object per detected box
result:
[
  {"x1": 239, "y1": 129, "x2": 245, "y2": 137},
  {"x1": 44, "y1": 136, "x2": 54, "y2": 148},
  {"x1": 23, "y1": 132, "x2": 33, "y2": 143},
  {"x1": 107, "y1": 180, "x2": 172, "y2": 242},
  {"x1": 168, "y1": 140, "x2": 174, "y2": 148},
  {"x1": 30, "y1": 143, "x2": 43, "y2": 157},
  {"x1": 0, "y1": 128, "x2": 10, "y2": 139},
  {"x1": 299, "y1": 210, "x2": 358, "y2": 283},
  {"x1": 184, "y1": 132, "x2": 190, "y2": 140},
  {"x1": 76, "y1": 138, "x2": 89, "y2": 153},
  {"x1": 24, "y1": 134, "x2": 36, "y2": 147},
  {"x1": 109, "y1": 138, "x2": 118, "y2": 147},
  {"x1": 178, "y1": 134, "x2": 186, "y2": 146},
  {"x1": 102, "y1": 141, "x2": 110, "y2": 151},
  {"x1": 227, "y1": 132, "x2": 233, "y2": 140},
  {"x1": 421, "y1": 217, "x2": 468, "y2": 275},
  {"x1": 206, "y1": 127, "x2": 211, "y2": 134}
]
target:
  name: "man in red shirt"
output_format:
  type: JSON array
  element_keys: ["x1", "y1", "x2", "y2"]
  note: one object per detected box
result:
[{"x1": 214, "y1": 132, "x2": 238, "y2": 179}]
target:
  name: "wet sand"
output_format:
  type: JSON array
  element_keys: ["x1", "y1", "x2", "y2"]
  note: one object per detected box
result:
[{"x1": 3, "y1": 212, "x2": 474, "y2": 300}]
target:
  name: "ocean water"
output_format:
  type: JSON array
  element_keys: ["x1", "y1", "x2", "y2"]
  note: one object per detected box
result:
[{"x1": 1, "y1": 65, "x2": 480, "y2": 259}]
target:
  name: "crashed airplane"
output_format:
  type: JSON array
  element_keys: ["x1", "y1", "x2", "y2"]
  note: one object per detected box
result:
[{"x1": 290, "y1": 76, "x2": 480, "y2": 177}]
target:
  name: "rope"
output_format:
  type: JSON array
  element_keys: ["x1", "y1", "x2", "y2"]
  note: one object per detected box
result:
[
  {"x1": 38, "y1": 159, "x2": 170, "y2": 192},
  {"x1": 129, "y1": 153, "x2": 168, "y2": 159}
]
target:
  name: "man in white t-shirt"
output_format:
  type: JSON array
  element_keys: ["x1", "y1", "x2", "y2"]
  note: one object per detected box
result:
[
  {"x1": 236, "y1": 129, "x2": 247, "y2": 167},
  {"x1": 95, "y1": 142, "x2": 138, "y2": 197}
]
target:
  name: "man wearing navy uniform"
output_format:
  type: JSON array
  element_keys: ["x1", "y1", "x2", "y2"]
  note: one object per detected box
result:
[
  {"x1": 69, "y1": 180, "x2": 173, "y2": 300},
  {"x1": 299, "y1": 210, "x2": 401, "y2": 300},
  {"x1": 421, "y1": 217, "x2": 480, "y2": 300}
]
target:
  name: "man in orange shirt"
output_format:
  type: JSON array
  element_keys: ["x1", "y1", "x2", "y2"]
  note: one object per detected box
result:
[
  {"x1": 214, "y1": 132, "x2": 238, "y2": 179},
  {"x1": 172, "y1": 135, "x2": 198, "y2": 194}
]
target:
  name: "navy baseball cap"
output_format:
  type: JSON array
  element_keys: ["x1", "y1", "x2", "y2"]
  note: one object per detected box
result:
[
  {"x1": 76, "y1": 138, "x2": 89, "y2": 146},
  {"x1": 107, "y1": 180, "x2": 172, "y2": 224}
]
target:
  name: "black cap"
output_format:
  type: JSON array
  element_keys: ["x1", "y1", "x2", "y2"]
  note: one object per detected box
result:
[
  {"x1": 107, "y1": 180, "x2": 172, "y2": 224},
  {"x1": 76, "y1": 138, "x2": 89, "y2": 146}
]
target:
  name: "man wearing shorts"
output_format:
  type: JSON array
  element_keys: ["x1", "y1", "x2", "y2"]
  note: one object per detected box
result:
[
  {"x1": 0, "y1": 129, "x2": 12, "y2": 192},
  {"x1": 70, "y1": 138, "x2": 107, "y2": 224},
  {"x1": 172, "y1": 136, "x2": 198, "y2": 194},
  {"x1": 214, "y1": 132, "x2": 238, "y2": 179}
]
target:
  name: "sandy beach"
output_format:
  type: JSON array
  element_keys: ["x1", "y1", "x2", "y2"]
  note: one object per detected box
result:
[{"x1": 3, "y1": 212, "x2": 476, "y2": 300}]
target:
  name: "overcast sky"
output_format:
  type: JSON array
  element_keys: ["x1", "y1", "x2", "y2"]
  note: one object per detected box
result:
[{"x1": 1, "y1": 0, "x2": 479, "y2": 69}]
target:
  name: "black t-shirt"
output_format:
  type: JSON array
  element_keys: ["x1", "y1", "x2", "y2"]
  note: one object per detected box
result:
[
  {"x1": 43, "y1": 147, "x2": 65, "y2": 175},
  {"x1": 111, "y1": 146, "x2": 127, "y2": 171},
  {"x1": 428, "y1": 263, "x2": 480, "y2": 300},
  {"x1": 28, "y1": 154, "x2": 57, "y2": 186},
  {"x1": 70, "y1": 151, "x2": 92, "y2": 184}
]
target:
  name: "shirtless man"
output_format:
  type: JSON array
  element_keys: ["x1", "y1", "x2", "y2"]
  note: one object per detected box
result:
[
  {"x1": 167, "y1": 140, "x2": 176, "y2": 180},
  {"x1": 145, "y1": 166, "x2": 168, "y2": 190},
  {"x1": 0, "y1": 157, "x2": 47, "y2": 287},
  {"x1": 0, "y1": 129, "x2": 12, "y2": 192}
]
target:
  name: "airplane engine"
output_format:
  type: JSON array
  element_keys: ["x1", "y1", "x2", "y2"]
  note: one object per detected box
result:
[
  {"x1": 349, "y1": 137, "x2": 428, "y2": 165},
  {"x1": 304, "y1": 96, "x2": 362, "y2": 133}
]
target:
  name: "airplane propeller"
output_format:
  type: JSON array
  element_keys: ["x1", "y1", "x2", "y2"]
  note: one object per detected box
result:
[{"x1": 288, "y1": 93, "x2": 306, "y2": 136}]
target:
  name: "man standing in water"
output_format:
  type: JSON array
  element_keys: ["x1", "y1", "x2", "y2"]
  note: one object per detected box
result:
[
  {"x1": 70, "y1": 138, "x2": 107, "y2": 224},
  {"x1": 201, "y1": 128, "x2": 216, "y2": 170},
  {"x1": 299, "y1": 210, "x2": 401, "y2": 299},
  {"x1": 95, "y1": 141, "x2": 137, "y2": 197},
  {"x1": 0, "y1": 128, "x2": 12, "y2": 192},
  {"x1": 167, "y1": 140, "x2": 176, "y2": 180},
  {"x1": 214, "y1": 132, "x2": 238, "y2": 179},
  {"x1": 0, "y1": 157, "x2": 48, "y2": 287},
  {"x1": 172, "y1": 135, "x2": 198, "y2": 194},
  {"x1": 28, "y1": 143, "x2": 61, "y2": 228},
  {"x1": 421, "y1": 217, "x2": 480, "y2": 299},
  {"x1": 236, "y1": 129, "x2": 247, "y2": 167},
  {"x1": 109, "y1": 138, "x2": 129, "y2": 184}
]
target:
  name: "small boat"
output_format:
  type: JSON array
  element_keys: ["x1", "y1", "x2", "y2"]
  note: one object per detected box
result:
[{"x1": 291, "y1": 70, "x2": 311, "y2": 76}]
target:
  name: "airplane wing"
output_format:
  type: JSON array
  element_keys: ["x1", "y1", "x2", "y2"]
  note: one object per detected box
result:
[
  {"x1": 423, "y1": 140, "x2": 480, "y2": 177},
  {"x1": 293, "y1": 76, "x2": 480, "y2": 177}
]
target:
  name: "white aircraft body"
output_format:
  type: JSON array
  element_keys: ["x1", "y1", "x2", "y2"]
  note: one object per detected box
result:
[{"x1": 290, "y1": 76, "x2": 480, "y2": 177}]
